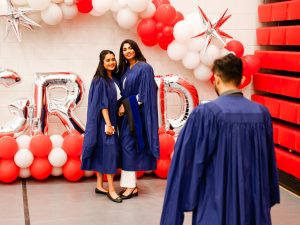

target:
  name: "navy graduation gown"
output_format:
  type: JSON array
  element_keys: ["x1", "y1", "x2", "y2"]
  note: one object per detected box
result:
[
  {"x1": 160, "y1": 95, "x2": 280, "y2": 225},
  {"x1": 120, "y1": 62, "x2": 159, "y2": 171},
  {"x1": 81, "y1": 77, "x2": 120, "y2": 174}
]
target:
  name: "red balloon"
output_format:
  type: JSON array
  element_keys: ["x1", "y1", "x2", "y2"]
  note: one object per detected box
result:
[
  {"x1": 136, "y1": 171, "x2": 144, "y2": 179},
  {"x1": 155, "y1": 22, "x2": 165, "y2": 32},
  {"x1": 158, "y1": 36, "x2": 174, "y2": 50},
  {"x1": 154, "y1": 159, "x2": 171, "y2": 179},
  {"x1": 157, "y1": 32, "x2": 164, "y2": 41},
  {"x1": 63, "y1": 158, "x2": 84, "y2": 182},
  {"x1": 239, "y1": 73, "x2": 252, "y2": 89},
  {"x1": 30, "y1": 158, "x2": 52, "y2": 180},
  {"x1": 142, "y1": 38, "x2": 158, "y2": 47},
  {"x1": 0, "y1": 159, "x2": 19, "y2": 183},
  {"x1": 76, "y1": 0, "x2": 93, "y2": 13},
  {"x1": 0, "y1": 136, "x2": 18, "y2": 159},
  {"x1": 163, "y1": 26, "x2": 173, "y2": 37},
  {"x1": 242, "y1": 55, "x2": 261, "y2": 75},
  {"x1": 137, "y1": 18, "x2": 157, "y2": 40},
  {"x1": 159, "y1": 133, "x2": 175, "y2": 159},
  {"x1": 166, "y1": 129, "x2": 175, "y2": 136},
  {"x1": 225, "y1": 40, "x2": 244, "y2": 58},
  {"x1": 158, "y1": 127, "x2": 166, "y2": 134},
  {"x1": 152, "y1": 0, "x2": 170, "y2": 8},
  {"x1": 30, "y1": 134, "x2": 52, "y2": 157},
  {"x1": 154, "y1": 4, "x2": 177, "y2": 26},
  {"x1": 62, "y1": 129, "x2": 79, "y2": 138},
  {"x1": 171, "y1": 11, "x2": 184, "y2": 26},
  {"x1": 62, "y1": 133, "x2": 83, "y2": 157}
]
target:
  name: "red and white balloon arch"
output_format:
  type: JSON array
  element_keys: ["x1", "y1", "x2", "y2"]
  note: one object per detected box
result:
[{"x1": 4, "y1": 0, "x2": 260, "y2": 84}]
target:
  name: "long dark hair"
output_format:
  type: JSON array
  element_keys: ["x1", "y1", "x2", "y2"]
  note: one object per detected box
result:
[
  {"x1": 93, "y1": 50, "x2": 117, "y2": 81},
  {"x1": 118, "y1": 39, "x2": 147, "y2": 76}
]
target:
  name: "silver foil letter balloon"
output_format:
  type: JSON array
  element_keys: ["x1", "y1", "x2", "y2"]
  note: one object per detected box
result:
[
  {"x1": 33, "y1": 72, "x2": 85, "y2": 134},
  {"x1": 155, "y1": 74, "x2": 199, "y2": 133},
  {"x1": 0, "y1": 68, "x2": 21, "y2": 87}
]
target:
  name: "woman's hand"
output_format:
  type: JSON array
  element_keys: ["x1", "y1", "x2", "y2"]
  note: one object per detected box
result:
[
  {"x1": 105, "y1": 125, "x2": 115, "y2": 136},
  {"x1": 118, "y1": 104, "x2": 125, "y2": 116}
]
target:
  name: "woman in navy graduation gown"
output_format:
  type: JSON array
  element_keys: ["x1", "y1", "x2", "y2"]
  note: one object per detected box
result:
[
  {"x1": 117, "y1": 39, "x2": 159, "y2": 199},
  {"x1": 81, "y1": 50, "x2": 122, "y2": 203}
]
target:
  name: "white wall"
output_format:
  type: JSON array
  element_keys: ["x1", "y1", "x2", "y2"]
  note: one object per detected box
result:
[{"x1": 0, "y1": 0, "x2": 261, "y2": 135}]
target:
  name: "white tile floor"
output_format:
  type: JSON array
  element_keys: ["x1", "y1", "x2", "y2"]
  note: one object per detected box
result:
[{"x1": 0, "y1": 176, "x2": 299, "y2": 225}]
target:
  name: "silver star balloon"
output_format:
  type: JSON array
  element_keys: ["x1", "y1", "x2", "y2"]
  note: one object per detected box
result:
[
  {"x1": 193, "y1": 7, "x2": 233, "y2": 52},
  {"x1": 0, "y1": 0, "x2": 41, "y2": 41}
]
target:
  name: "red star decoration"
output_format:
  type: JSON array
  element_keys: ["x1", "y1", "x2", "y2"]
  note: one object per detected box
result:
[{"x1": 193, "y1": 7, "x2": 232, "y2": 52}]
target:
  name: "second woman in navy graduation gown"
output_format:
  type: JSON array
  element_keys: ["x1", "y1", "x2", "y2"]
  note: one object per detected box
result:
[
  {"x1": 117, "y1": 39, "x2": 159, "y2": 199},
  {"x1": 81, "y1": 50, "x2": 122, "y2": 203}
]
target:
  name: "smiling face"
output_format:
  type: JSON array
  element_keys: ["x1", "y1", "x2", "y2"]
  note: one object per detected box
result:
[
  {"x1": 103, "y1": 53, "x2": 116, "y2": 72},
  {"x1": 122, "y1": 43, "x2": 136, "y2": 61}
]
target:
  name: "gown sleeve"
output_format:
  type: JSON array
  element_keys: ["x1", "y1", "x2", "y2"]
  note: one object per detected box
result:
[
  {"x1": 260, "y1": 105, "x2": 280, "y2": 207},
  {"x1": 82, "y1": 78, "x2": 109, "y2": 159},
  {"x1": 137, "y1": 64, "x2": 160, "y2": 158},
  {"x1": 160, "y1": 105, "x2": 218, "y2": 225}
]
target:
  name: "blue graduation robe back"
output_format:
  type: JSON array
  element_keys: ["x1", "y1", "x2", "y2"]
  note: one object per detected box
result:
[{"x1": 160, "y1": 94, "x2": 280, "y2": 225}]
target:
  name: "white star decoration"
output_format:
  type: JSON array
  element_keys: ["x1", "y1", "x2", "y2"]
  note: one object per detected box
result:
[
  {"x1": 194, "y1": 7, "x2": 232, "y2": 52},
  {"x1": 0, "y1": 0, "x2": 41, "y2": 42}
]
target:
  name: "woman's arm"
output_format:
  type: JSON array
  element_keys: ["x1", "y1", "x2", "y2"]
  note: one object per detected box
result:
[{"x1": 102, "y1": 109, "x2": 115, "y2": 135}]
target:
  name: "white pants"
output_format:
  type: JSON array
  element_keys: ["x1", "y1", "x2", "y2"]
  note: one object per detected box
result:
[{"x1": 120, "y1": 170, "x2": 137, "y2": 188}]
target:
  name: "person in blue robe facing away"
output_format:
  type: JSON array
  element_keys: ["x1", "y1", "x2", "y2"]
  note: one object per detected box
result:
[
  {"x1": 160, "y1": 53, "x2": 280, "y2": 225},
  {"x1": 81, "y1": 50, "x2": 123, "y2": 203},
  {"x1": 117, "y1": 39, "x2": 159, "y2": 199}
]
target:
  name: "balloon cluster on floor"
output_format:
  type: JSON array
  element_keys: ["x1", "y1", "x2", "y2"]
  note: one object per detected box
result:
[
  {"x1": 2, "y1": 0, "x2": 261, "y2": 85},
  {"x1": 0, "y1": 130, "x2": 176, "y2": 183}
]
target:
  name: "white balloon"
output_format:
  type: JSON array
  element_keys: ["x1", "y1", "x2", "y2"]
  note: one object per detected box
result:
[
  {"x1": 188, "y1": 37, "x2": 205, "y2": 52},
  {"x1": 110, "y1": 1, "x2": 121, "y2": 12},
  {"x1": 200, "y1": 44, "x2": 221, "y2": 67},
  {"x1": 173, "y1": 21, "x2": 194, "y2": 43},
  {"x1": 51, "y1": 167, "x2": 63, "y2": 176},
  {"x1": 52, "y1": 0, "x2": 64, "y2": 3},
  {"x1": 41, "y1": 2, "x2": 63, "y2": 25},
  {"x1": 64, "y1": 0, "x2": 74, "y2": 6},
  {"x1": 182, "y1": 52, "x2": 201, "y2": 70},
  {"x1": 16, "y1": 135, "x2": 31, "y2": 149},
  {"x1": 27, "y1": 0, "x2": 51, "y2": 10},
  {"x1": 117, "y1": 0, "x2": 128, "y2": 8},
  {"x1": 50, "y1": 134, "x2": 64, "y2": 148},
  {"x1": 139, "y1": 2, "x2": 155, "y2": 18},
  {"x1": 194, "y1": 64, "x2": 213, "y2": 81},
  {"x1": 0, "y1": 1, "x2": 7, "y2": 13},
  {"x1": 167, "y1": 41, "x2": 188, "y2": 61},
  {"x1": 84, "y1": 171, "x2": 95, "y2": 177},
  {"x1": 92, "y1": 0, "x2": 112, "y2": 16},
  {"x1": 128, "y1": 0, "x2": 149, "y2": 13},
  {"x1": 116, "y1": 8, "x2": 138, "y2": 29},
  {"x1": 48, "y1": 148, "x2": 68, "y2": 167},
  {"x1": 14, "y1": 149, "x2": 34, "y2": 168},
  {"x1": 185, "y1": 12, "x2": 205, "y2": 35},
  {"x1": 60, "y1": 3, "x2": 78, "y2": 20},
  {"x1": 12, "y1": 0, "x2": 28, "y2": 6},
  {"x1": 19, "y1": 168, "x2": 31, "y2": 178}
]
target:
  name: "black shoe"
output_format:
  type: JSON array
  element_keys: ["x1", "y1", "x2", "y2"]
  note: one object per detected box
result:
[
  {"x1": 118, "y1": 188, "x2": 126, "y2": 196},
  {"x1": 95, "y1": 188, "x2": 108, "y2": 195},
  {"x1": 107, "y1": 192, "x2": 122, "y2": 203},
  {"x1": 120, "y1": 187, "x2": 138, "y2": 200}
]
